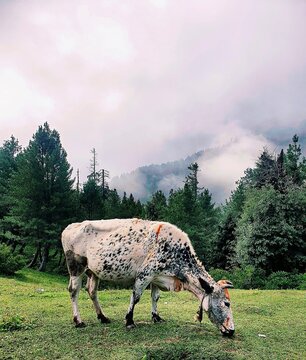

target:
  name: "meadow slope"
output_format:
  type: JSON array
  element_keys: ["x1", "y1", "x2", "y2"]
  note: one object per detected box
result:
[{"x1": 0, "y1": 270, "x2": 305, "y2": 360}]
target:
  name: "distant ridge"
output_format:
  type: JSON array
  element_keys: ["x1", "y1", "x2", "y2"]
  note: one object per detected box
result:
[{"x1": 110, "y1": 151, "x2": 204, "y2": 201}]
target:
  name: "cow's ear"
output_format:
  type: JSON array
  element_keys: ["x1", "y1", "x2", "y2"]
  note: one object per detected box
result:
[{"x1": 199, "y1": 277, "x2": 214, "y2": 294}]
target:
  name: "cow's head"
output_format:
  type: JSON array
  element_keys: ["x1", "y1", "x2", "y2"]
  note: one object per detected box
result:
[{"x1": 197, "y1": 278, "x2": 235, "y2": 337}]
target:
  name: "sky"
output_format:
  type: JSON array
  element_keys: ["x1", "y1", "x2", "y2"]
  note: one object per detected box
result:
[{"x1": 1, "y1": 0, "x2": 306, "y2": 201}]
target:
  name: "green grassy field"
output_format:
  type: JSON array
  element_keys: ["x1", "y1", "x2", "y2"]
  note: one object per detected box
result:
[{"x1": 0, "y1": 269, "x2": 305, "y2": 360}]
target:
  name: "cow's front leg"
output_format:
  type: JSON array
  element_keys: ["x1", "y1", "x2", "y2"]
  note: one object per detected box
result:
[
  {"x1": 151, "y1": 284, "x2": 164, "y2": 323},
  {"x1": 68, "y1": 275, "x2": 85, "y2": 328},
  {"x1": 126, "y1": 275, "x2": 152, "y2": 329}
]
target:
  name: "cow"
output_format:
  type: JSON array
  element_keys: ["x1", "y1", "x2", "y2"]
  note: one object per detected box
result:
[{"x1": 61, "y1": 218, "x2": 235, "y2": 336}]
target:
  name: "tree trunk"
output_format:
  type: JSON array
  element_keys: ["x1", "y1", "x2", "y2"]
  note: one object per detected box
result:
[
  {"x1": 28, "y1": 243, "x2": 41, "y2": 268},
  {"x1": 18, "y1": 243, "x2": 26, "y2": 255},
  {"x1": 61, "y1": 252, "x2": 67, "y2": 267},
  {"x1": 38, "y1": 243, "x2": 50, "y2": 272}
]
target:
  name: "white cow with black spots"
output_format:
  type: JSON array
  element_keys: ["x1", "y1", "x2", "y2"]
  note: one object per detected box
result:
[{"x1": 61, "y1": 218, "x2": 235, "y2": 336}]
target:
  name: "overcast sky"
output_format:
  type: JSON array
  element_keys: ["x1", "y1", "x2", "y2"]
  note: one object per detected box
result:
[{"x1": 1, "y1": 0, "x2": 306, "y2": 199}]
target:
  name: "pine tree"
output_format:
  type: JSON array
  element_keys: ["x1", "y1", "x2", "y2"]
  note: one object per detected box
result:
[
  {"x1": 145, "y1": 190, "x2": 167, "y2": 220},
  {"x1": 8, "y1": 123, "x2": 74, "y2": 271},
  {"x1": 0, "y1": 136, "x2": 21, "y2": 219},
  {"x1": 88, "y1": 148, "x2": 101, "y2": 184},
  {"x1": 120, "y1": 193, "x2": 143, "y2": 218},
  {"x1": 104, "y1": 189, "x2": 121, "y2": 219},
  {"x1": 80, "y1": 178, "x2": 103, "y2": 219},
  {"x1": 285, "y1": 134, "x2": 306, "y2": 186},
  {"x1": 185, "y1": 162, "x2": 202, "y2": 199},
  {"x1": 120, "y1": 192, "x2": 129, "y2": 218},
  {"x1": 212, "y1": 183, "x2": 246, "y2": 269},
  {"x1": 235, "y1": 186, "x2": 306, "y2": 273},
  {"x1": 249, "y1": 148, "x2": 277, "y2": 188}
]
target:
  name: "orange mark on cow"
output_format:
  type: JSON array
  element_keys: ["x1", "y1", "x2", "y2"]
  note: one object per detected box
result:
[
  {"x1": 155, "y1": 224, "x2": 163, "y2": 240},
  {"x1": 217, "y1": 280, "x2": 231, "y2": 300},
  {"x1": 224, "y1": 288, "x2": 230, "y2": 300},
  {"x1": 174, "y1": 278, "x2": 183, "y2": 292}
]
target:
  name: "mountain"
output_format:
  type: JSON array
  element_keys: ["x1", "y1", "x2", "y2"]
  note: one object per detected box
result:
[
  {"x1": 110, "y1": 132, "x2": 306, "y2": 204},
  {"x1": 110, "y1": 151, "x2": 204, "y2": 201}
]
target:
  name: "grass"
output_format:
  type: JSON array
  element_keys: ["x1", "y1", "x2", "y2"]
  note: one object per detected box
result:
[{"x1": 0, "y1": 269, "x2": 305, "y2": 360}]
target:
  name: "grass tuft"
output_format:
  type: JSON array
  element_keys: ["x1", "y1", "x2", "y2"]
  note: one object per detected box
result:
[{"x1": 0, "y1": 314, "x2": 35, "y2": 332}]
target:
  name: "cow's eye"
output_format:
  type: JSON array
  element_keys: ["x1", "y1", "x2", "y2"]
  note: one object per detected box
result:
[{"x1": 224, "y1": 301, "x2": 230, "y2": 308}]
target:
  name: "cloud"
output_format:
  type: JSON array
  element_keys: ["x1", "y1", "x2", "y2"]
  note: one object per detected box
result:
[
  {"x1": 110, "y1": 170, "x2": 148, "y2": 200},
  {"x1": 198, "y1": 126, "x2": 273, "y2": 202}
]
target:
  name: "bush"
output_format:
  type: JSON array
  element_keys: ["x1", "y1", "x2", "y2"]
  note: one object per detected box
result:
[
  {"x1": 231, "y1": 266, "x2": 265, "y2": 289},
  {"x1": 297, "y1": 273, "x2": 306, "y2": 290},
  {"x1": 0, "y1": 243, "x2": 26, "y2": 275},
  {"x1": 265, "y1": 271, "x2": 301, "y2": 290},
  {"x1": 209, "y1": 268, "x2": 231, "y2": 282},
  {"x1": 210, "y1": 266, "x2": 265, "y2": 289},
  {"x1": 210, "y1": 267, "x2": 305, "y2": 290}
]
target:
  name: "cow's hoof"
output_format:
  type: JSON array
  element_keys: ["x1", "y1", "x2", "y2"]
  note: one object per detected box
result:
[
  {"x1": 126, "y1": 323, "x2": 136, "y2": 330},
  {"x1": 101, "y1": 317, "x2": 111, "y2": 324},
  {"x1": 75, "y1": 321, "x2": 86, "y2": 328},
  {"x1": 98, "y1": 314, "x2": 111, "y2": 324},
  {"x1": 152, "y1": 314, "x2": 165, "y2": 323}
]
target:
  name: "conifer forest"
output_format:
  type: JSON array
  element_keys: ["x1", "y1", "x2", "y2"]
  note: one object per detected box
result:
[{"x1": 0, "y1": 123, "x2": 305, "y2": 288}]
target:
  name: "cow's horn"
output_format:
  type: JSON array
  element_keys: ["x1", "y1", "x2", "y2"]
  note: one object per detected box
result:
[{"x1": 217, "y1": 279, "x2": 234, "y2": 289}]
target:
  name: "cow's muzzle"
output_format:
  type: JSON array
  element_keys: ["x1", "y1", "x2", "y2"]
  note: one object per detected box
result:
[{"x1": 220, "y1": 326, "x2": 235, "y2": 337}]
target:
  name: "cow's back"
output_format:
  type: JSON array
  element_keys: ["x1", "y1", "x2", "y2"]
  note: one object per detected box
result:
[
  {"x1": 62, "y1": 219, "x2": 158, "y2": 282},
  {"x1": 62, "y1": 218, "x2": 197, "y2": 283}
]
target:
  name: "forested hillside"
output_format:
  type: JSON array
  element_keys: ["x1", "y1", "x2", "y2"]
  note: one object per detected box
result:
[
  {"x1": 110, "y1": 151, "x2": 204, "y2": 201},
  {"x1": 0, "y1": 123, "x2": 305, "y2": 288}
]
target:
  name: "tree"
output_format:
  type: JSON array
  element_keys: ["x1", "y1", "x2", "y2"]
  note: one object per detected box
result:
[
  {"x1": 104, "y1": 189, "x2": 121, "y2": 219},
  {"x1": 197, "y1": 189, "x2": 221, "y2": 268},
  {"x1": 185, "y1": 162, "x2": 202, "y2": 199},
  {"x1": 145, "y1": 190, "x2": 167, "y2": 220},
  {"x1": 8, "y1": 123, "x2": 75, "y2": 271},
  {"x1": 165, "y1": 189, "x2": 189, "y2": 231},
  {"x1": 88, "y1": 148, "x2": 101, "y2": 184},
  {"x1": 212, "y1": 183, "x2": 246, "y2": 269},
  {"x1": 165, "y1": 164, "x2": 219, "y2": 264},
  {"x1": 235, "y1": 186, "x2": 306, "y2": 273},
  {"x1": 120, "y1": 193, "x2": 143, "y2": 218},
  {"x1": 0, "y1": 136, "x2": 21, "y2": 219},
  {"x1": 242, "y1": 148, "x2": 277, "y2": 189},
  {"x1": 80, "y1": 178, "x2": 103, "y2": 219},
  {"x1": 214, "y1": 214, "x2": 236, "y2": 269},
  {"x1": 285, "y1": 134, "x2": 306, "y2": 186}
]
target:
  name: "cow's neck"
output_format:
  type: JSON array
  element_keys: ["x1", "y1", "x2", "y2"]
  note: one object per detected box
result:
[
  {"x1": 183, "y1": 282, "x2": 204, "y2": 300},
  {"x1": 182, "y1": 267, "x2": 214, "y2": 301}
]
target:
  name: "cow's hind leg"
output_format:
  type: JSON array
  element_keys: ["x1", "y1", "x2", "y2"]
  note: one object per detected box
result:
[
  {"x1": 85, "y1": 272, "x2": 110, "y2": 324},
  {"x1": 126, "y1": 274, "x2": 153, "y2": 329},
  {"x1": 151, "y1": 284, "x2": 164, "y2": 323},
  {"x1": 65, "y1": 250, "x2": 87, "y2": 327},
  {"x1": 68, "y1": 275, "x2": 85, "y2": 327}
]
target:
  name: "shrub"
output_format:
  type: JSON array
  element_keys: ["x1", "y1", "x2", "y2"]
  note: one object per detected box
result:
[
  {"x1": 231, "y1": 266, "x2": 265, "y2": 289},
  {"x1": 297, "y1": 273, "x2": 306, "y2": 290},
  {"x1": 209, "y1": 268, "x2": 231, "y2": 282},
  {"x1": 265, "y1": 271, "x2": 301, "y2": 290},
  {"x1": 0, "y1": 243, "x2": 26, "y2": 275},
  {"x1": 210, "y1": 266, "x2": 265, "y2": 289}
]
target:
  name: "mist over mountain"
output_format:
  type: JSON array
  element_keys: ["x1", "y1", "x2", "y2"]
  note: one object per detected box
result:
[
  {"x1": 110, "y1": 151, "x2": 204, "y2": 202},
  {"x1": 110, "y1": 130, "x2": 306, "y2": 204}
]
